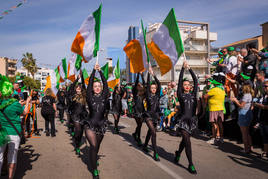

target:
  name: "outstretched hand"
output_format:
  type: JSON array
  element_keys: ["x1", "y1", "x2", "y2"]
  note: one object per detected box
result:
[
  {"x1": 149, "y1": 66, "x2": 154, "y2": 75},
  {"x1": 183, "y1": 60, "x2": 190, "y2": 69},
  {"x1": 95, "y1": 64, "x2": 101, "y2": 71}
]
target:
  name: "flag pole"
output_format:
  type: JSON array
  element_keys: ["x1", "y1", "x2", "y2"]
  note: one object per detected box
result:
[{"x1": 96, "y1": 50, "x2": 99, "y2": 65}]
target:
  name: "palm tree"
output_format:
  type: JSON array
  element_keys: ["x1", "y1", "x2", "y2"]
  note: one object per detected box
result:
[{"x1": 21, "y1": 52, "x2": 38, "y2": 79}]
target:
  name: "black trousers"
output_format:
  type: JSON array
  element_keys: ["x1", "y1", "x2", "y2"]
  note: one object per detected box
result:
[
  {"x1": 59, "y1": 108, "x2": 65, "y2": 121},
  {"x1": 26, "y1": 113, "x2": 38, "y2": 133},
  {"x1": 42, "y1": 113, "x2": 56, "y2": 136}
]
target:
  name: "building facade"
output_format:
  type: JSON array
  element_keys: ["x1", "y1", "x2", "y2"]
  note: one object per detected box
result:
[
  {"x1": 17, "y1": 67, "x2": 54, "y2": 91},
  {"x1": 146, "y1": 21, "x2": 218, "y2": 84},
  {"x1": 0, "y1": 57, "x2": 17, "y2": 77},
  {"x1": 126, "y1": 26, "x2": 139, "y2": 83}
]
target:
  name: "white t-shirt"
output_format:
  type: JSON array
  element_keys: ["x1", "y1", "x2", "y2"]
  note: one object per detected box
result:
[{"x1": 227, "y1": 56, "x2": 238, "y2": 75}]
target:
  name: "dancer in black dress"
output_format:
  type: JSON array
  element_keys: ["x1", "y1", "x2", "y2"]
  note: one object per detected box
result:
[
  {"x1": 111, "y1": 84, "x2": 126, "y2": 134},
  {"x1": 132, "y1": 72, "x2": 146, "y2": 146},
  {"x1": 84, "y1": 64, "x2": 109, "y2": 179},
  {"x1": 68, "y1": 72, "x2": 88, "y2": 156},
  {"x1": 143, "y1": 67, "x2": 161, "y2": 161},
  {"x1": 174, "y1": 61, "x2": 198, "y2": 174}
]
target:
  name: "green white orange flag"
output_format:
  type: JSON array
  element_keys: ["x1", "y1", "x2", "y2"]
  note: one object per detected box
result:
[
  {"x1": 148, "y1": 8, "x2": 184, "y2": 75},
  {"x1": 101, "y1": 62, "x2": 109, "y2": 80},
  {"x1": 71, "y1": 4, "x2": 102, "y2": 63},
  {"x1": 123, "y1": 20, "x2": 149, "y2": 73},
  {"x1": 108, "y1": 58, "x2": 120, "y2": 89},
  {"x1": 67, "y1": 54, "x2": 82, "y2": 82},
  {"x1": 82, "y1": 68, "x2": 90, "y2": 85},
  {"x1": 61, "y1": 58, "x2": 68, "y2": 79}
]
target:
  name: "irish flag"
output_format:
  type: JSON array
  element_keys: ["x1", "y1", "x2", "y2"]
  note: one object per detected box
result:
[
  {"x1": 71, "y1": 4, "x2": 102, "y2": 62},
  {"x1": 107, "y1": 58, "x2": 120, "y2": 89},
  {"x1": 148, "y1": 8, "x2": 184, "y2": 75},
  {"x1": 123, "y1": 20, "x2": 149, "y2": 73},
  {"x1": 67, "y1": 54, "x2": 82, "y2": 82},
  {"x1": 55, "y1": 58, "x2": 67, "y2": 88}
]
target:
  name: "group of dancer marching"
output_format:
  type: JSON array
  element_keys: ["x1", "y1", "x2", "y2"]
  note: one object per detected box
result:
[
  {"x1": 65, "y1": 60, "x2": 198, "y2": 178},
  {"x1": 130, "y1": 61, "x2": 198, "y2": 174}
]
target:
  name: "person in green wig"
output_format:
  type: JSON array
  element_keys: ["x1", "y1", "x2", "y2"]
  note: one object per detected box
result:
[{"x1": 0, "y1": 75, "x2": 31, "y2": 178}]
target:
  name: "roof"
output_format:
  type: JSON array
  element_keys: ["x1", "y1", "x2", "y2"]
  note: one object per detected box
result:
[
  {"x1": 261, "y1": 22, "x2": 268, "y2": 26},
  {"x1": 222, "y1": 35, "x2": 262, "y2": 48}
]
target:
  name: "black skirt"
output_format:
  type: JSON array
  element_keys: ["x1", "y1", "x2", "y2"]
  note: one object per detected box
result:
[
  {"x1": 83, "y1": 119, "x2": 108, "y2": 135},
  {"x1": 175, "y1": 115, "x2": 198, "y2": 134}
]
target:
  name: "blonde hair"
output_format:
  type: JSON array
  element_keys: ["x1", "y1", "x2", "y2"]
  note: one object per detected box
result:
[
  {"x1": 242, "y1": 84, "x2": 254, "y2": 97},
  {"x1": 45, "y1": 88, "x2": 56, "y2": 98}
]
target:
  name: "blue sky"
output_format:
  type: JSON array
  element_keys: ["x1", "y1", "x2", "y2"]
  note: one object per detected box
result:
[{"x1": 0, "y1": 0, "x2": 267, "y2": 69}]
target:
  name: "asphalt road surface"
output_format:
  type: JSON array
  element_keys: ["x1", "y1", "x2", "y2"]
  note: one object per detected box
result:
[{"x1": 6, "y1": 109, "x2": 268, "y2": 179}]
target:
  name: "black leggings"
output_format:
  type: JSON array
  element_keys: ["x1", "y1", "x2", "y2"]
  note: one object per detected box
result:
[
  {"x1": 134, "y1": 117, "x2": 143, "y2": 139},
  {"x1": 113, "y1": 113, "x2": 120, "y2": 129},
  {"x1": 177, "y1": 129, "x2": 193, "y2": 166},
  {"x1": 74, "y1": 121, "x2": 83, "y2": 148},
  {"x1": 85, "y1": 129, "x2": 104, "y2": 171},
  {"x1": 42, "y1": 113, "x2": 55, "y2": 136},
  {"x1": 144, "y1": 119, "x2": 157, "y2": 154}
]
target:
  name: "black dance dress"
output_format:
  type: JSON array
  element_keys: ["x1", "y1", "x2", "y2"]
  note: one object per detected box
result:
[
  {"x1": 144, "y1": 73, "x2": 161, "y2": 123},
  {"x1": 84, "y1": 69, "x2": 109, "y2": 135},
  {"x1": 175, "y1": 67, "x2": 198, "y2": 134},
  {"x1": 68, "y1": 77, "x2": 88, "y2": 124},
  {"x1": 111, "y1": 85, "x2": 125, "y2": 115},
  {"x1": 132, "y1": 73, "x2": 146, "y2": 119}
]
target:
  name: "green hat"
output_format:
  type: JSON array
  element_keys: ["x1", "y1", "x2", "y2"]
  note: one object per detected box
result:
[
  {"x1": 218, "y1": 51, "x2": 223, "y2": 55},
  {"x1": 240, "y1": 73, "x2": 251, "y2": 80},
  {"x1": 0, "y1": 75, "x2": 13, "y2": 98},
  {"x1": 109, "y1": 88, "x2": 113, "y2": 92},
  {"x1": 210, "y1": 79, "x2": 222, "y2": 86},
  {"x1": 227, "y1": 47, "x2": 235, "y2": 51}
]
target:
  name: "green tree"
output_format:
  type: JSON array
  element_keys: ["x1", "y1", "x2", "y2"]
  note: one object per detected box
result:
[
  {"x1": 9, "y1": 76, "x2": 41, "y2": 90},
  {"x1": 22, "y1": 76, "x2": 41, "y2": 90},
  {"x1": 21, "y1": 52, "x2": 38, "y2": 79}
]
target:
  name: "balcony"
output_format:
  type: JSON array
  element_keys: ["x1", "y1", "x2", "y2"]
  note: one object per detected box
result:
[
  {"x1": 184, "y1": 44, "x2": 219, "y2": 55},
  {"x1": 190, "y1": 30, "x2": 217, "y2": 41},
  {"x1": 7, "y1": 59, "x2": 17, "y2": 64},
  {"x1": 8, "y1": 66, "x2": 17, "y2": 71}
]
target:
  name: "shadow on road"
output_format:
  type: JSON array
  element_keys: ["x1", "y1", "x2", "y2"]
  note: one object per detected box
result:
[
  {"x1": 217, "y1": 141, "x2": 268, "y2": 173},
  {"x1": 14, "y1": 145, "x2": 40, "y2": 179}
]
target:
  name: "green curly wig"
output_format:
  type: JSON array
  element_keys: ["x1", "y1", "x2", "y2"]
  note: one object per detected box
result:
[{"x1": 0, "y1": 74, "x2": 13, "y2": 98}]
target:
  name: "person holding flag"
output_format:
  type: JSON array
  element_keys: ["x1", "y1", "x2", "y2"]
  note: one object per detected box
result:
[
  {"x1": 132, "y1": 72, "x2": 146, "y2": 146},
  {"x1": 111, "y1": 84, "x2": 126, "y2": 134},
  {"x1": 142, "y1": 66, "x2": 161, "y2": 161},
  {"x1": 68, "y1": 71, "x2": 88, "y2": 156},
  {"x1": 84, "y1": 63, "x2": 109, "y2": 179},
  {"x1": 174, "y1": 61, "x2": 198, "y2": 174}
]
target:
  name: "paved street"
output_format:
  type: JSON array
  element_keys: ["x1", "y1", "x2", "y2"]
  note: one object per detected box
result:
[{"x1": 7, "y1": 109, "x2": 268, "y2": 179}]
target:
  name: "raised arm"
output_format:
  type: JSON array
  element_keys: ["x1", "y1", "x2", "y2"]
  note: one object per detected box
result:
[
  {"x1": 146, "y1": 72, "x2": 151, "y2": 97},
  {"x1": 81, "y1": 70, "x2": 86, "y2": 90},
  {"x1": 153, "y1": 75, "x2": 161, "y2": 96},
  {"x1": 177, "y1": 66, "x2": 184, "y2": 98},
  {"x1": 141, "y1": 72, "x2": 145, "y2": 86},
  {"x1": 133, "y1": 73, "x2": 140, "y2": 97},
  {"x1": 87, "y1": 69, "x2": 96, "y2": 100},
  {"x1": 69, "y1": 77, "x2": 79, "y2": 97},
  {"x1": 189, "y1": 68, "x2": 198, "y2": 96},
  {"x1": 99, "y1": 70, "x2": 109, "y2": 98}
]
